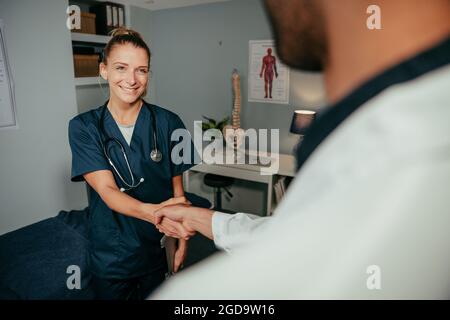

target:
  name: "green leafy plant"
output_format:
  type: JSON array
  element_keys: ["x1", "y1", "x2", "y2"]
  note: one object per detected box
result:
[{"x1": 201, "y1": 115, "x2": 229, "y2": 132}]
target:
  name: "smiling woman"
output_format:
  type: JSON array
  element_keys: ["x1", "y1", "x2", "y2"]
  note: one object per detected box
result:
[
  {"x1": 68, "y1": 27, "x2": 198, "y2": 300},
  {"x1": 100, "y1": 28, "x2": 151, "y2": 107}
]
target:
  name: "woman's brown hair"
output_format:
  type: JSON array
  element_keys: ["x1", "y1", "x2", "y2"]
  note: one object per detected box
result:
[{"x1": 102, "y1": 27, "x2": 151, "y2": 66}]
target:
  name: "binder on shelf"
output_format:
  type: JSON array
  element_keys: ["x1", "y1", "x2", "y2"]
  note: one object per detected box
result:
[
  {"x1": 106, "y1": 5, "x2": 112, "y2": 27},
  {"x1": 273, "y1": 176, "x2": 293, "y2": 209},
  {"x1": 112, "y1": 6, "x2": 118, "y2": 28},
  {"x1": 90, "y1": 2, "x2": 125, "y2": 35},
  {"x1": 273, "y1": 177, "x2": 286, "y2": 204},
  {"x1": 118, "y1": 7, "x2": 124, "y2": 27},
  {"x1": 274, "y1": 183, "x2": 282, "y2": 204}
]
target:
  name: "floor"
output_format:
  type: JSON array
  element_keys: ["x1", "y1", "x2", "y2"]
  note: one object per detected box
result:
[
  {"x1": 182, "y1": 208, "x2": 235, "y2": 269},
  {"x1": 184, "y1": 233, "x2": 220, "y2": 268}
]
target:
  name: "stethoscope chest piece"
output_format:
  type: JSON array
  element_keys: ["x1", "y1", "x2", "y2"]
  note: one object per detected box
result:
[{"x1": 150, "y1": 149, "x2": 162, "y2": 162}]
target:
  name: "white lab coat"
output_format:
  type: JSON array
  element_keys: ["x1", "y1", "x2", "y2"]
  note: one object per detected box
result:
[
  {"x1": 152, "y1": 64, "x2": 450, "y2": 299},
  {"x1": 211, "y1": 212, "x2": 270, "y2": 252}
]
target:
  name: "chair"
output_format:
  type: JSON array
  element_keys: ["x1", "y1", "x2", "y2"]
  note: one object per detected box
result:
[{"x1": 203, "y1": 174, "x2": 234, "y2": 211}]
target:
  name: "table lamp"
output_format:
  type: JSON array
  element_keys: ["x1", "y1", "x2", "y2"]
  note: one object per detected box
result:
[
  {"x1": 290, "y1": 110, "x2": 317, "y2": 135},
  {"x1": 290, "y1": 110, "x2": 317, "y2": 152}
]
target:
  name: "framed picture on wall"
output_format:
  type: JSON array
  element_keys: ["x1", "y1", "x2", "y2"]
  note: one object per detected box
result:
[{"x1": 248, "y1": 40, "x2": 290, "y2": 105}]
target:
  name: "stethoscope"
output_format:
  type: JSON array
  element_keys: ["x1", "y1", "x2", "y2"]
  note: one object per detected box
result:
[{"x1": 99, "y1": 100, "x2": 162, "y2": 192}]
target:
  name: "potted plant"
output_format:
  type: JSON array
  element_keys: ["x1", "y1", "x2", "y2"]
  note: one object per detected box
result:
[{"x1": 201, "y1": 115, "x2": 229, "y2": 133}]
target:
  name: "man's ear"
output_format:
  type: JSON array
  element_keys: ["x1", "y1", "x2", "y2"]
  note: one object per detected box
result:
[{"x1": 99, "y1": 62, "x2": 107, "y2": 80}]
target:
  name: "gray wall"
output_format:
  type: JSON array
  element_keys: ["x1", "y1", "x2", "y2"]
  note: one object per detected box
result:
[
  {"x1": 129, "y1": 5, "x2": 157, "y2": 104},
  {"x1": 151, "y1": 0, "x2": 327, "y2": 153},
  {"x1": 150, "y1": 0, "x2": 326, "y2": 214},
  {"x1": 0, "y1": 0, "x2": 86, "y2": 235},
  {"x1": 0, "y1": 0, "x2": 327, "y2": 234}
]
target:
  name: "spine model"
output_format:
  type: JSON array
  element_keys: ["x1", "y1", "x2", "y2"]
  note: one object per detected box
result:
[
  {"x1": 232, "y1": 69, "x2": 241, "y2": 130},
  {"x1": 223, "y1": 69, "x2": 244, "y2": 151}
]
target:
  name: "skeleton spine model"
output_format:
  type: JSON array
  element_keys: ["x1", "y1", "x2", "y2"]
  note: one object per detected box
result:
[
  {"x1": 223, "y1": 69, "x2": 245, "y2": 151},
  {"x1": 232, "y1": 69, "x2": 241, "y2": 130}
]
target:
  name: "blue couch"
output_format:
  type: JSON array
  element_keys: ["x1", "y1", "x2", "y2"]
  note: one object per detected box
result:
[{"x1": 0, "y1": 193, "x2": 211, "y2": 299}]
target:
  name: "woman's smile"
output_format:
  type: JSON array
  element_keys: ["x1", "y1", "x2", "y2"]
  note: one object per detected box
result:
[{"x1": 119, "y1": 85, "x2": 140, "y2": 94}]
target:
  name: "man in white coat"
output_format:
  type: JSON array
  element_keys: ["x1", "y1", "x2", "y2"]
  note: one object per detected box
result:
[{"x1": 152, "y1": 0, "x2": 450, "y2": 299}]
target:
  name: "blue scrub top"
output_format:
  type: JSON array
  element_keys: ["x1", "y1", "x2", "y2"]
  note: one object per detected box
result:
[{"x1": 68, "y1": 101, "x2": 196, "y2": 279}]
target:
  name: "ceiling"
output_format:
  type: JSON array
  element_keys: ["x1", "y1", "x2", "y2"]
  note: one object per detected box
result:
[{"x1": 109, "y1": 0, "x2": 232, "y2": 11}]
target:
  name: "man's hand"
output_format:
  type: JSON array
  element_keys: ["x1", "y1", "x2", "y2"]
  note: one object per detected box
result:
[
  {"x1": 155, "y1": 205, "x2": 214, "y2": 240},
  {"x1": 154, "y1": 204, "x2": 191, "y2": 226},
  {"x1": 155, "y1": 204, "x2": 195, "y2": 238},
  {"x1": 153, "y1": 197, "x2": 193, "y2": 240},
  {"x1": 158, "y1": 217, "x2": 195, "y2": 240}
]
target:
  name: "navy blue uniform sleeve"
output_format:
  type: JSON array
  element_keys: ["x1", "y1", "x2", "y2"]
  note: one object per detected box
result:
[
  {"x1": 68, "y1": 118, "x2": 111, "y2": 182},
  {"x1": 168, "y1": 114, "x2": 198, "y2": 177}
]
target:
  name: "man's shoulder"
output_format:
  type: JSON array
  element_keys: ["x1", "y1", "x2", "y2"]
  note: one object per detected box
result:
[
  {"x1": 367, "y1": 64, "x2": 450, "y2": 122},
  {"x1": 301, "y1": 64, "x2": 450, "y2": 184},
  {"x1": 336, "y1": 64, "x2": 450, "y2": 161}
]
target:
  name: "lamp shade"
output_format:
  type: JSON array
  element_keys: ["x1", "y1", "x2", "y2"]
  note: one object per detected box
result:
[{"x1": 290, "y1": 110, "x2": 316, "y2": 134}]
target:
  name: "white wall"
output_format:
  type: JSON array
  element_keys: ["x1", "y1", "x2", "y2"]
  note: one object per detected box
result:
[{"x1": 0, "y1": 0, "x2": 87, "y2": 235}]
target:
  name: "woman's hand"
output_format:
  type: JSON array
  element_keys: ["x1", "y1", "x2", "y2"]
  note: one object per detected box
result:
[
  {"x1": 155, "y1": 204, "x2": 197, "y2": 239},
  {"x1": 158, "y1": 196, "x2": 191, "y2": 210},
  {"x1": 149, "y1": 197, "x2": 193, "y2": 239},
  {"x1": 155, "y1": 205, "x2": 214, "y2": 240},
  {"x1": 173, "y1": 239, "x2": 188, "y2": 273},
  {"x1": 157, "y1": 217, "x2": 195, "y2": 239}
]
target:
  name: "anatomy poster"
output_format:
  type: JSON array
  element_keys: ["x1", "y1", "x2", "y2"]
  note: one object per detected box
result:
[{"x1": 248, "y1": 40, "x2": 289, "y2": 104}]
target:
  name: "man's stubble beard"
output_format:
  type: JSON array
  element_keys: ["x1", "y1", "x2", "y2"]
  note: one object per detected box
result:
[{"x1": 263, "y1": 0, "x2": 327, "y2": 72}]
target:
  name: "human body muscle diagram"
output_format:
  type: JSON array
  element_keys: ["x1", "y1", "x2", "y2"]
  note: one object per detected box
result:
[{"x1": 259, "y1": 48, "x2": 278, "y2": 99}]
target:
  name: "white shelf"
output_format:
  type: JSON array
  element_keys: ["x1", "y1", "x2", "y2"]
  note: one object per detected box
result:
[
  {"x1": 75, "y1": 77, "x2": 108, "y2": 86},
  {"x1": 71, "y1": 32, "x2": 111, "y2": 44}
]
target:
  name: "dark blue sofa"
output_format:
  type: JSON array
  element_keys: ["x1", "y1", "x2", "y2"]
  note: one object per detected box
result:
[{"x1": 0, "y1": 193, "x2": 211, "y2": 300}]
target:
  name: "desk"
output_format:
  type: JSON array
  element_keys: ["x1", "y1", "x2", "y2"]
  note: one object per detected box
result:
[{"x1": 184, "y1": 153, "x2": 296, "y2": 215}]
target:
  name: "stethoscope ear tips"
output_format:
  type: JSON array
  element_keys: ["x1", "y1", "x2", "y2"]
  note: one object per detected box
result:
[
  {"x1": 140, "y1": 178, "x2": 144, "y2": 182},
  {"x1": 120, "y1": 188, "x2": 125, "y2": 192}
]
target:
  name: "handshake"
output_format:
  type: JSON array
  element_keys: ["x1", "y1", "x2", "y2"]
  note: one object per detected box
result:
[{"x1": 153, "y1": 196, "x2": 196, "y2": 240}]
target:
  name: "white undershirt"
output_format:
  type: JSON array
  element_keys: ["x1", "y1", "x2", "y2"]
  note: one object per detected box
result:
[{"x1": 116, "y1": 123, "x2": 135, "y2": 146}]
